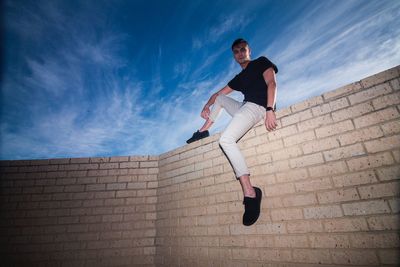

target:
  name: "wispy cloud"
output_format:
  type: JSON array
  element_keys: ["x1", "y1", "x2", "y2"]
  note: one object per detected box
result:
[
  {"x1": 262, "y1": 0, "x2": 400, "y2": 108},
  {"x1": 192, "y1": 14, "x2": 251, "y2": 50}
]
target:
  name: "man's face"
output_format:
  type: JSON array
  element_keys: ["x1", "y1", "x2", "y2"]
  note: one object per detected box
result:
[{"x1": 232, "y1": 43, "x2": 251, "y2": 64}]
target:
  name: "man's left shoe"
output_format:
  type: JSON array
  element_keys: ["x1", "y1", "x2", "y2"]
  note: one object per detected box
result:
[
  {"x1": 186, "y1": 130, "x2": 209, "y2": 144},
  {"x1": 242, "y1": 187, "x2": 262, "y2": 226}
]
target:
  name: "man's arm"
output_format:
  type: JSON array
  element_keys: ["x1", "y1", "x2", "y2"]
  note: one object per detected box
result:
[
  {"x1": 262, "y1": 67, "x2": 278, "y2": 131},
  {"x1": 201, "y1": 85, "x2": 233, "y2": 119}
]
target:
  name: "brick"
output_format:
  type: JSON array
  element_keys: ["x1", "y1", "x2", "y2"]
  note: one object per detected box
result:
[
  {"x1": 373, "y1": 91, "x2": 400, "y2": 110},
  {"x1": 270, "y1": 146, "x2": 302, "y2": 161},
  {"x1": 324, "y1": 217, "x2": 368, "y2": 232},
  {"x1": 311, "y1": 103, "x2": 331, "y2": 116},
  {"x1": 332, "y1": 170, "x2": 377, "y2": 187},
  {"x1": 342, "y1": 199, "x2": 391, "y2": 215},
  {"x1": 323, "y1": 81, "x2": 362, "y2": 100},
  {"x1": 358, "y1": 181, "x2": 400, "y2": 199},
  {"x1": 254, "y1": 222, "x2": 286, "y2": 235},
  {"x1": 270, "y1": 208, "x2": 303, "y2": 221},
  {"x1": 267, "y1": 125, "x2": 298, "y2": 141},
  {"x1": 90, "y1": 157, "x2": 110, "y2": 163},
  {"x1": 308, "y1": 161, "x2": 347, "y2": 178},
  {"x1": 275, "y1": 168, "x2": 309, "y2": 183},
  {"x1": 381, "y1": 120, "x2": 400, "y2": 135},
  {"x1": 284, "y1": 130, "x2": 315, "y2": 147},
  {"x1": 98, "y1": 163, "x2": 119, "y2": 169},
  {"x1": 350, "y1": 233, "x2": 400, "y2": 248},
  {"x1": 309, "y1": 234, "x2": 350, "y2": 248},
  {"x1": 332, "y1": 102, "x2": 374, "y2": 122},
  {"x1": 329, "y1": 97, "x2": 350, "y2": 111},
  {"x1": 347, "y1": 152, "x2": 394, "y2": 172},
  {"x1": 367, "y1": 215, "x2": 400, "y2": 230},
  {"x1": 302, "y1": 114, "x2": 335, "y2": 133},
  {"x1": 87, "y1": 169, "x2": 108, "y2": 177},
  {"x1": 289, "y1": 153, "x2": 324, "y2": 168},
  {"x1": 129, "y1": 155, "x2": 149, "y2": 161},
  {"x1": 348, "y1": 82, "x2": 392, "y2": 105},
  {"x1": 323, "y1": 143, "x2": 366, "y2": 161},
  {"x1": 302, "y1": 136, "x2": 339, "y2": 154},
  {"x1": 231, "y1": 248, "x2": 259, "y2": 260},
  {"x1": 315, "y1": 120, "x2": 354, "y2": 138},
  {"x1": 274, "y1": 235, "x2": 309, "y2": 248},
  {"x1": 390, "y1": 77, "x2": 400, "y2": 90},
  {"x1": 303, "y1": 205, "x2": 343, "y2": 219},
  {"x1": 260, "y1": 160, "x2": 290, "y2": 175},
  {"x1": 102, "y1": 214, "x2": 123, "y2": 223},
  {"x1": 354, "y1": 107, "x2": 399, "y2": 128},
  {"x1": 64, "y1": 185, "x2": 85, "y2": 192},
  {"x1": 127, "y1": 182, "x2": 147, "y2": 189},
  {"x1": 376, "y1": 165, "x2": 400, "y2": 181},
  {"x1": 360, "y1": 67, "x2": 399, "y2": 88},
  {"x1": 295, "y1": 177, "x2": 332, "y2": 192},
  {"x1": 291, "y1": 95, "x2": 324, "y2": 113},
  {"x1": 317, "y1": 188, "x2": 359, "y2": 204},
  {"x1": 70, "y1": 158, "x2": 90, "y2": 164},
  {"x1": 219, "y1": 236, "x2": 244, "y2": 247},
  {"x1": 244, "y1": 236, "x2": 274, "y2": 247},
  {"x1": 86, "y1": 184, "x2": 106, "y2": 191},
  {"x1": 264, "y1": 183, "x2": 295, "y2": 197},
  {"x1": 364, "y1": 135, "x2": 400, "y2": 153},
  {"x1": 281, "y1": 109, "x2": 313, "y2": 127},
  {"x1": 120, "y1": 162, "x2": 140, "y2": 168},
  {"x1": 276, "y1": 106, "x2": 291, "y2": 118},
  {"x1": 108, "y1": 169, "x2": 128, "y2": 176},
  {"x1": 338, "y1": 126, "x2": 384, "y2": 146},
  {"x1": 140, "y1": 161, "x2": 158, "y2": 168},
  {"x1": 287, "y1": 220, "x2": 323, "y2": 234},
  {"x1": 331, "y1": 249, "x2": 379, "y2": 265},
  {"x1": 98, "y1": 176, "x2": 117, "y2": 184},
  {"x1": 282, "y1": 193, "x2": 317, "y2": 207},
  {"x1": 292, "y1": 249, "x2": 331, "y2": 264}
]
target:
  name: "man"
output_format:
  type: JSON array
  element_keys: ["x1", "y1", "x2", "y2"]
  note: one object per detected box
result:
[{"x1": 186, "y1": 38, "x2": 278, "y2": 226}]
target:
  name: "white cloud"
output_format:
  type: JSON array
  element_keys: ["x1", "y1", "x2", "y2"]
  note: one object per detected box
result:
[{"x1": 262, "y1": 0, "x2": 400, "y2": 109}]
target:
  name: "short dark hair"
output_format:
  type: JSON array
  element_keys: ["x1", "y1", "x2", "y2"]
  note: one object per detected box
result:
[{"x1": 231, "y1": 38, "x2": 248, "y2": 50}]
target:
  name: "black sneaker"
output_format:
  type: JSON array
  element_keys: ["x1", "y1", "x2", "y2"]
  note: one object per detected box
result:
[
  {"x1": 186, "y1": 130, "x2": 209, "y2": 144},
  {"x1": 242, "y1": 187, "x2": 262, "y2": 226}
]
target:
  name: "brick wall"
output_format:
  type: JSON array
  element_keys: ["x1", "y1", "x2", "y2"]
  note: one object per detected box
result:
[
  {"x1": 155, "y1": 66, "x2": 400, "y2": 267},
  {"x1": 0, "y1": 156, "x2": 159, "y2": 266},
  {"x1": 1, "y1": 66, "x2": 399, "y2": 267}
]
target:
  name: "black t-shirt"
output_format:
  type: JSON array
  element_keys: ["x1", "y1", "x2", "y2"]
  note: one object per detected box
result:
[{"x1": 228, "y1": 56, "x2": 278, "y2": 109}]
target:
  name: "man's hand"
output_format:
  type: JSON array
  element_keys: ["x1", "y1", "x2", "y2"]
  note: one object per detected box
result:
[
  {"x1": 265, "y1": 110, "x2": 277, "y2": 131},
  {"x1": 201, "y1": 106, "x2": 210, "y2": 119}
]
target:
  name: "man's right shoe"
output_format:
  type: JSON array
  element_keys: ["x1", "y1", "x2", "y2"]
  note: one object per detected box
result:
[
  {"x1": 242, "y1": 187, "x2": 262, "y2": 226},
  {"x1": 186, "y1": 130, "x2": 209, "y2": 144}
]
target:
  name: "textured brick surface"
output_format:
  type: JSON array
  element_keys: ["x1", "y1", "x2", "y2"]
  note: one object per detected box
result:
[
  {"x1": 1, "y1": 66, "x2": 400, "y2": 267},
  {"x1": 0, "y1": 156, "x2": 158, "y2": 266}
]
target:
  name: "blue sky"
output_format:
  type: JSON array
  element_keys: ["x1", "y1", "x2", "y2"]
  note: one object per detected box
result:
[{"x1": 1, "y1": 0, "x2": 399, "y2": 160}]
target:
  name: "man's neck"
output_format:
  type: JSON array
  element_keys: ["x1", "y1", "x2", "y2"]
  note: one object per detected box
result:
[{"x1": 240, "y1": 59, "x2": 251, "y2": 69}]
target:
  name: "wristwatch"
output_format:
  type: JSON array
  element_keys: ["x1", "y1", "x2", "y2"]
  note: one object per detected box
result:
[{"x1": 266, "y1": 106, "x2": 274, "y2": 112}]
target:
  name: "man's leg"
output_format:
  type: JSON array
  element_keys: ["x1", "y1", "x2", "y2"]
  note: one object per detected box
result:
[
  {"x1": 199, "y1": 94, "x2": 242, "y2": 132},
  {"x1": 219, "y1": 102, "x2": 265, "y2": 195},
  {"x1": 187, "y1": 95, "x2": 242, "y2": 144},
  {"x1": 219, "y1": 102, "x2": 265, "y2": 225}
]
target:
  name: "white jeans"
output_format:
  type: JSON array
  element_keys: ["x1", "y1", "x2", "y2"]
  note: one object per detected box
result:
[{"x1": 209, "y1": 94, "x2": 266, "y2": 179}]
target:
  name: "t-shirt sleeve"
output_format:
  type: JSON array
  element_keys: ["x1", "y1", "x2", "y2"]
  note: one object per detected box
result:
[
  {"x1": 227, "y1": 74, "x2": 241, "y2": 91},
  {"x1": 258, "y1": 56, "x2": 278, "y2": 74}
]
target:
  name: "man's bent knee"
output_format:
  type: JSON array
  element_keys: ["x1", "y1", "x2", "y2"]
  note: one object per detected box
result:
[{"x1": 219, "y1": 134, "x2": 235, "y2": 149}]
